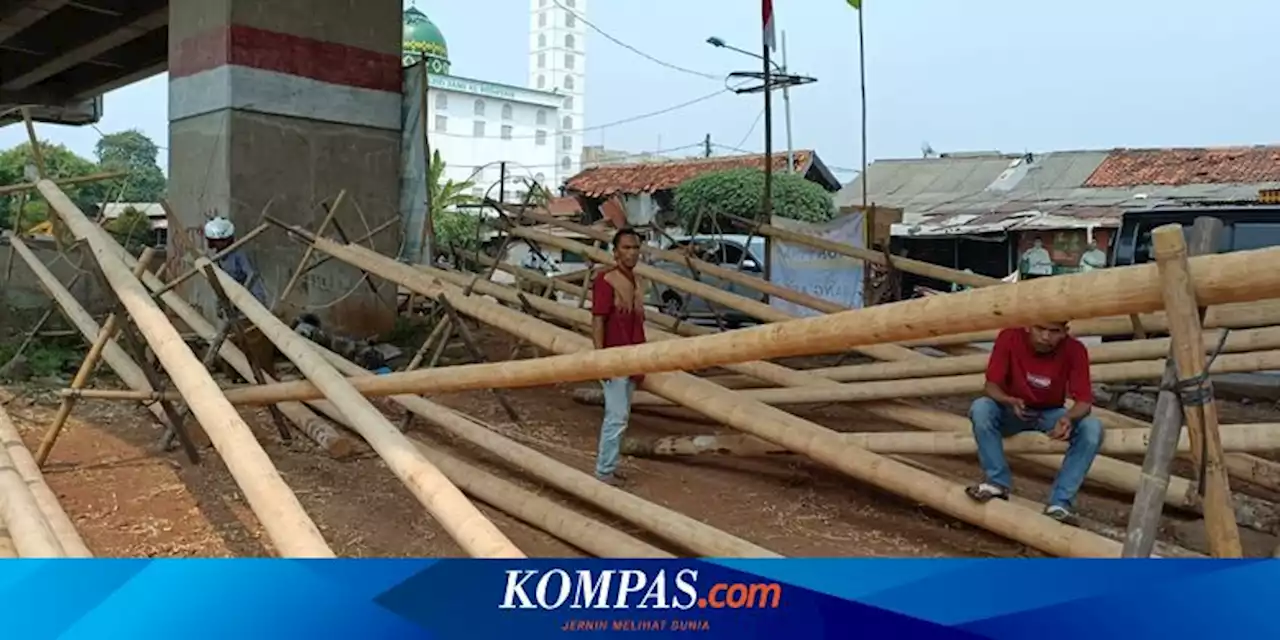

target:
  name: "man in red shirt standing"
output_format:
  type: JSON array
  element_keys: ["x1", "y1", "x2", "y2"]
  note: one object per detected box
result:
[
  {"x1": 964, "y1": 321, "x2": 1104, "y2": 523},
  {"x1": 591, "y1": 228, "x2": 648, "y2": 486}
]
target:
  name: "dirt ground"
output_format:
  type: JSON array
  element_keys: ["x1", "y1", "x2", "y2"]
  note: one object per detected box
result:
[{"x1": 4, "y1": 327, "x2": 1279, "y2": 558}]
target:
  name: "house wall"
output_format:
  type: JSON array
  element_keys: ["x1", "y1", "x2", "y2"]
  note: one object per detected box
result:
[{"x1": 1015, "y1": 227, "x2": 1114, "y2": 276}]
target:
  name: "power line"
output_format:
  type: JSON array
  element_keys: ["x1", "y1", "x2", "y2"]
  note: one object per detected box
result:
[
  {"x1": 550, "y1": 0, "x2": 721, "y2": 81},
  {"x1": 733, "y1": 109, "x2": 765, "y2": 150},
  {"x1": 429, "y1": 87, "x2": 733, "y2": 140}
]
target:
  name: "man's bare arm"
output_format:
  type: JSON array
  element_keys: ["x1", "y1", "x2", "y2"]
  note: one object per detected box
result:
[{"x1": 592, "y1": 315, "x2": 607, "y2": 350}]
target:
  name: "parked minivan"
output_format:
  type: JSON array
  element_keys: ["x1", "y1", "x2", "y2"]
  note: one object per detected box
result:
[{"x1": 649, "y1": 233, "x2": 768, "y2": 327}]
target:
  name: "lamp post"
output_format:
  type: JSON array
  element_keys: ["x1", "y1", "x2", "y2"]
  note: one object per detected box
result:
[{"x1": 707, "y1": 33, "x2": 812, "y2": 173}]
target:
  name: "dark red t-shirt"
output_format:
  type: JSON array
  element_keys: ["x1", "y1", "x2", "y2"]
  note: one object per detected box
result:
[
  {"x1": 985, "y1": 328, "x2": 1093, "y2": 409},
  {"x1": 591, "y1": 268, "x2": 647, "y2": 383}
]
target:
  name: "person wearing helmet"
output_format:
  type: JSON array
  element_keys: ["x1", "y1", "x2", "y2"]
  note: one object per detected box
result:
[
  {"x1": 204, "y1": 215, "x2": 274, "y2": 374},
  {"x1": 204, "y1": 216, "x2": 267, "y2": 304}
]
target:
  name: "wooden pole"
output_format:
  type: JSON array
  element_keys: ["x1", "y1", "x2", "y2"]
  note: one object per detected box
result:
[
  {"x1": 0, "y1": 404, "x2": 63, "y2": 557},
  {"x1": 409, "y1": 439, "x2": 671, "y2": 558},
  {"x1": 37, "y1": 179, "x2": 334, "y2": 558},
  {"x1": 34, "y1": 248, "x2": 158, "y2": 466},
  {"x1": 315, "y1": 247, "x2": 1131, "y2": 557},
  {"x1": 582, "y1": 348, "x2": 1280, "y2": 407},
  {"x1": 895, "y1": 299, "x2": 1280, "y2": 348},
  {"x1": 619, "y1": 423, "x2": 1280, "y2": 457},
  {"x1": 306, "y1": 342, "x2": 776, "y2": 558},
  {"x1": 1125, "y1": 217, "x2": 1222, "y2": 557},
  {"x1": 1151, "y1": 222, "x2": 1242, "y2": 557},
  {"x1": 0, "y1": 392, "x2": 89, "y2": 556},
  {"x1": 200, "y1": 258, "x2": 524, "y2": 559},
  {"x1": 171, "y1": 233, "x2": 1280, "y2": 408},
  {"x1": 5, "y1": 233, "x2": 173, "y2": 431}
]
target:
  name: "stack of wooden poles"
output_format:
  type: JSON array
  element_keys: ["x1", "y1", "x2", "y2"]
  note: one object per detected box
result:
[{"x1": 17, "y1": 174, "x2": 1280, "y2": 560}]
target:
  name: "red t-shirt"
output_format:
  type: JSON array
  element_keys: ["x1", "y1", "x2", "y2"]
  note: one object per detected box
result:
[
  {"x1": 591, "y1": 268, "x2": 647, "y2": 383},
  {"x1": 985, "y1": 328, "x2": 1093, "y2": 409}
]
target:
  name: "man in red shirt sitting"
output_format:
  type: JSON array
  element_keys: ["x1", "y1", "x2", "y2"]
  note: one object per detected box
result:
[
  {"x1": 590, "y1": 228, "x2": 648, "y2": 486},
  {"x1": 964, "y1": 321, "x2": 1104, "y2": 523}
]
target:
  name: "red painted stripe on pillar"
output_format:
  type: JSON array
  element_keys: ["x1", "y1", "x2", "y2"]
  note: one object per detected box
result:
[{"x1": 170, "y1": 25, "x2": 401, "y2": 93}]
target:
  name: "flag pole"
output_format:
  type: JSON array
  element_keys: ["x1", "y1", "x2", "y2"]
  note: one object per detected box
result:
[{"x1": 858, "y1": 2, "x2": 867, "y2": 209}]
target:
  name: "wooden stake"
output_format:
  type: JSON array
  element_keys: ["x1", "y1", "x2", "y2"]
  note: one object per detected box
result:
[
  {"x1": 38, "y1": 179, "x2": 334, "y2": 558},
  {"x1": 200, "y1": 258, "x2": 524, "y2": 558},
  {"x1": 34, "y1": 248, "x2": 158, "y2": 466},
  {"x1": 1125, "y1": 217, "x2": 1222, "y2": 557},
  {"x1": 438, "y1": 299, "x2": 521, "y2": 423},
  {"x1": 1151, "y1": 222, "x2": 1242, "y2": 557}
]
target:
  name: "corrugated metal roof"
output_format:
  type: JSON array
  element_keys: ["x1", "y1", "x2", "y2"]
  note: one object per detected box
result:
[{"x1": 841, "y1": 149, "x2": 1280, "y2": 237}]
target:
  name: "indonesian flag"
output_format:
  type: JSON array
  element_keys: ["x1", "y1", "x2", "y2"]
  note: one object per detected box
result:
[{"x1": 763, "y1": 0, "x2": 776, "y2": 51}]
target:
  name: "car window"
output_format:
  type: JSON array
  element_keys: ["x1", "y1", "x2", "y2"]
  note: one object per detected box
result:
[{"x1": 1231, "y1": 222, "x2": 1280, "y2": 252}]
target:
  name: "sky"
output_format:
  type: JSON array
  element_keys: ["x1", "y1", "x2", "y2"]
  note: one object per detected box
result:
[{"x1": 0, "y1": 0, "x2": 1275, "y2": 182}]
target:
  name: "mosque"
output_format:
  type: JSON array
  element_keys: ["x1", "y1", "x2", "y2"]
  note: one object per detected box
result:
[{"x1": 401, "y1": 1, "x2": 586, "y2": 202}]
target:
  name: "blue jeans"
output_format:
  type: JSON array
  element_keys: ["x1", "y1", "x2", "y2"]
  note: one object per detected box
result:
[
  {"x1": 969, "y1": 396, "x2": 1104, "y2": 509},
  {"x1": 596, "y1": 377, "x2": 636, "y2": 478}
]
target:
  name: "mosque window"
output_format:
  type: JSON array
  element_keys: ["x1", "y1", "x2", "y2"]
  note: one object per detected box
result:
[
  {"x1": 538, "y1": 52, "x2": 546, "y2": 68},
  {"x1": 535, "y1": 172, "x2": 546, "y2": 184},
  {"x1": 536, "y1": 109, "x2": 547, "y2": 125},
  {"x1": 566, "y1": 0, "x2": 575, "y2": 7},
  {"x1": 502, "y1": 104, "x2": 513, "y2": 120},
  {"x1": 565, "y1": 53, "x2": 575, "y2": 69},
  {"x1": 565, "y1": 34, "x2": 575, "y2": 50},
  {"x1": 435, "y1": 115, "x2": 447, "y2": 132},
  {"x1": 536, "y1": 130, "x2": 547, "y2": 145},
  {"x1": 474, "y1": 99, "x2": 486, "y2": 116},
  {"x1": 564, "y1": 75, "x2": 574, "y2": 90},
  {"x1": 562, "y1": 115, "x2": 573, "y2": 130},
  {"x1": 561, "y1": 135, "x2": 572, "y2": 150},
  {"x1": 501, "y1": 125, "x2": 513, "y2": 140},
  {"x1": 537, "y1": 75, "x2": 546, "y2": 89},
  {"x1": 566, "y1": 13, "x2": 576, "y2": 27},
  {"x1": 435, "y1": 93, "x2": 448, "y2": 110},
  {"x1": 538, "y1": 34, "x2": 546, "y2": 48},
  {"x1": 539, "y1": 12, "x2": 546, "y2": 27},
  {"x1": 474, "y1": 121, "x2": 486, "y2": 137},
  {"x1": 564, "y1": 96, "x2": 574, "y2": 110},
  {"x1": 561, "y1": 156, "x2": 572, "y2": 171}
]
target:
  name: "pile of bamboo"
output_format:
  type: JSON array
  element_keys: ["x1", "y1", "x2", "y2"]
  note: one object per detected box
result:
[{"x1": 15, "y1": 165, "x2": 1280, "y2": 561}]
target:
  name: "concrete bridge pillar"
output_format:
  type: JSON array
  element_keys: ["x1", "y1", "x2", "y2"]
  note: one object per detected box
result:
[{"x1": 166, "y1": 0, "x2": 404, "y2": 336}]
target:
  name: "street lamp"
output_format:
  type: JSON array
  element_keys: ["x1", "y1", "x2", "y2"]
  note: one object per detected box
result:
[{"x1": 706, "y1": 33, "x2": 815, "y2": 173}]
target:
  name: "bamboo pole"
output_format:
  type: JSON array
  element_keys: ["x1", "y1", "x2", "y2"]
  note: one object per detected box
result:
[
  {"x1": 503, "y1": 224, "x2": 924, "y2": 363},
  {"x1": 408, "y1": 439, "x2": 671, "y2": 558},
  {"x1": 0, "y1": 392, "x2": 89, "y2": 556},
  {"x1": 306, "y1": 341, "x2": 776, "y2": 557},
  {"x1": 717, "y1": 211, "x2": 1004, "y2": 289},
  {"x1": 37, "y1": 179, "x2": 334, "y2": 558},
  {"x1": 773, "y1": 325, "x2": 1280, "y2": 384},
  {"x1": 198, "y1": 233, "x2": 1280, "y2": 407},
  {"x1": 0, "y1": 404, "x2": 63, "y2": 557},
  {"x1": 274, "y1": 190, "x2": 346, "y2": 313},
  {"x1": 894, "y1": 299, "x2": 1280, "y2": 348},
  {"x1": 516, "y1": 209, "x2": 847, "y2": 315},
  {"x1": 0, "y1": 525, "x2": 13, "y2": 557},
  {"x1": 597, "y1": 349, "x2": 1280, "y2": 407},
  {"x1": 1152, "y1": 223, "x2": 1242, "y2": 557},
  {"x1": 200, "y1": 258, "x2": 523, "y2": 559},
  {"x1": 5, "y1": 233, "x2": 172, "y2": 431},
  {"x1": 0, "y1": 170, "x2": 126, "y2": 197},
  {"x1": 314, "y1": 245, "x2": 1130, "y2": 557},
  {"x1": 93, "y1": 214, "x2": 357, "y2": 458},
  {"x1": 620, "y1": 423, "x2": 1280, "y2": 457},
  {"x1": 34, "y1": 248, "x2": 157, "y2": 466}
]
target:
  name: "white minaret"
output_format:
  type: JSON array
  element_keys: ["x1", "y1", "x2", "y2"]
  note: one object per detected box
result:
[{"x1": 529, "y1": 0, "x2": 586, "y2": 187}]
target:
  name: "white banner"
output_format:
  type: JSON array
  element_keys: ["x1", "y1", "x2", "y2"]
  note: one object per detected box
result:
[{"x1": 768, "y1": 212, "x2": 866, "y2": 317}]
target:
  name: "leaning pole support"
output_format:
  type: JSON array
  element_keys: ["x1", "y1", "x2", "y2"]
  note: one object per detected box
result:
[{"x1": 36, "y1": 179, "x2": 334, "y2": 558}]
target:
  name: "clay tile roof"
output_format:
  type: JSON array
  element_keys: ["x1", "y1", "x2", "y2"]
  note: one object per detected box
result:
[
  {"x1": 1084, "y1": 145, "x2": 1280, "y2": 188},
  {"x1": 565, "y1": 150, "x2": 816, "y2": 199},
  {"x1": 545, "y1": 196, "x2": 581, "y2": 217}
]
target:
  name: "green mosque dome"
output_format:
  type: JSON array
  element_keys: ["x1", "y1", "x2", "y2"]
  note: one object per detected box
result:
[{"x1": 403, "y1": 6, "x2": 450, "y2": 74}]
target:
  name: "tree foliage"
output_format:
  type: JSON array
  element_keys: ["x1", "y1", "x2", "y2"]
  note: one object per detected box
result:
[
  {"x1": 672, "y1": 168, "x2": 836, "y2": 234},
  {"x1": 427, "y1": 149, "x2": 482, "y2": 251},
  {"x1": 0, "y1": 141, "x2": 106, "y2": 230},
  {"x1": 95, "y1": 129, "x2": 167, "y2": 202}
]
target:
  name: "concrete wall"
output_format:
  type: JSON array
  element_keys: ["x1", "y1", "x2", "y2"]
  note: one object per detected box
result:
[{"x1": 0, "y1": 240, "x2": 110, "y2": 316}]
